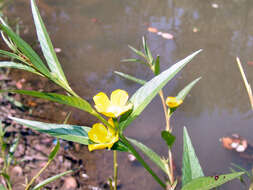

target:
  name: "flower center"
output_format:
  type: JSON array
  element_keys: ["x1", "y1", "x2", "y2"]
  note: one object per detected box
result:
[{"x1": 107, "y1": 105, "x2": 122, "y2": 114}]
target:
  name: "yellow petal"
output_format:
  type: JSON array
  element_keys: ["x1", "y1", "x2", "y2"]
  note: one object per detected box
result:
[
  {"x1": 88, "y1": 123, "x2": 108, "y2": 143},
  {"x1": 93, "y1": 92, "x2": 110, "y2": 112},
  {"x1": 110, "y1": 89, "x2": 129, "y2": 106},
  {"x1": 166, "y1": 97, "x2": 183, "y2": 108},
  {"x1": 88, "y1": 136, "x2": 119, "y2": 152}
]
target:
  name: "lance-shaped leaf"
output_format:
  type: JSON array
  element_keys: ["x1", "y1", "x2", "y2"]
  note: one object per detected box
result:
[
  {"x1": 6, "y1": 136, "x2": 19, "y2": 168},
  {"x1": 177, "y1": 77, "x2": 201, "y2": 100},
  {"x1": 32, "y1": 170, "x2": 73, "y2": 190},
  {"x1": 182, "y1": 127, "x2": 204, "y2": 186},
  {"x1": 128, "y1": 138, "x2": 167, "y2": 174},
  {"x1": 154, "y1": 55, "x2": 160, "y2": 75},
  {"x1": 181, "y1": 172, "x2": 244, "y2": 190},
  {"x1": 0, "y1": 90, "x2": 95, "y2": 115},
  {"x1": 10, "y1": 117, "x2": 91, "y2": 145},
  {"x1": 114, "y1": 71, "x2": 146, "y2": 85},
  {"x1": 0, "y1": 50, "x2": 24, "y2": 61},
  {"x1": 128, "y1": 45, "x2": 146, "y2": 60},
  {"x1": 120, "y1": 50, "x2": 202, "y2": 131},
  {"x1": 0, "y1": 22, "x2": 50, "y2": 77},
  {"x1": 31, "y1": 0, "x2": 68, "y2": 84},
  {"x1": 142, "y1": 37, "x2": 153, "y2": 64},
  {"x1": 0, "y1": 61, "x2": 42, "y2": 75}
]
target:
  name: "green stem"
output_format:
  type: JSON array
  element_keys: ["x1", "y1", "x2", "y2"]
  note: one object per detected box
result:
[
  {"x1": 25, "y1": 158, "x2": 52, "y2": 190},
  {"x1": 119, "y1": 133, "x2": 166, "y2": 189},
  {"x1": 113, "y1": 150, "x2": 118, "y2": 190}
]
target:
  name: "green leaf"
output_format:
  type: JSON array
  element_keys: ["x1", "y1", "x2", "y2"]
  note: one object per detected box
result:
[
  {"x1": 0, "y1": 50, "x2": 23, "y2": 61},
  {"x1": 154, "y1": 55, "x2": 160, "y2": 75},
  {"x1": 0, "y1": 90, "x2": 95, "y2": 115},
  {"x1": 161, "y1": 131, "x2": 175, "y2": 148},
  {"x1": 0, "y1": 61, "x2": 42, "y2": 75},
  {"x1": 0, "y1": 184, "x2": 7, "y2": 190},
  {"x1": 181, "y1": 172, "x2": 244, "y2": 190},
  {"x1": 142, "y1": 37, "x2": 153, "y2": 63},
  {"x1": 114, "y1": 71, "x2": 146, "y2": 85},
  {"x1": 0, "y1": 23, "x2": 50, "y2": 77},
  {"x1": 128, "y1": 138, "x2": 167, "y2": 174},
  {"x1": 182, "y1": 127, "x2": 204, "y2": 186},
  {"x1": 9, "y1": 117, "x2": 91, "y2": 145},
  {"x1": 6, "y1": 136, "x2": 19, "y2": 167},
  {"x1": 121, "y1": 58, "x2": 146, "y2": 65},
  {"x1": 177, "y1": 77, "x2": 201, "y2": 101},
  {"x1": 48, "y1": 139, "x2": 60, "y2": 160},
  {"x1": 120, "y1": 50, "x2": 202, "y2": 131},
  {"x1": 31, "y1": 0, "x2": 68, "y2": 84},
  {"x1": 128, "y1": 45, "x2": 147, "y2": 60},
  {"x1": 32, "y1": 170, "x2": 73, "y2": 190},
  {"x1": 111, "y1": 140, "x2": 129, "y2": 152}
]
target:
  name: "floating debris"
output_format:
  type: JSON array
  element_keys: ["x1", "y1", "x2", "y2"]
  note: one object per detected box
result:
[
  {"x1": 128, "y1": 154, "x2": 136, "y2": 162},
  {"x1": 212, "y1": 3, "x2": 219, "y2": 8},
  {"x1": 54, "y1": 48, "x2": 62, "y2": 53},
  {"x1": 220, "y1": 134, "x2": 248, "y2": 152},
  {"x1": 147, "y1": 27, "x2": 158, "y2": 33},
  {"x1": 193, "y1": 27, "x2": 199, "y2": 33}
]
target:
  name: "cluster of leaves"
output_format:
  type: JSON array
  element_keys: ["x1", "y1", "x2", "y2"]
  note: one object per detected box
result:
[{"x1": 0, "y1": 0, "x2": 244, "y2": 189}]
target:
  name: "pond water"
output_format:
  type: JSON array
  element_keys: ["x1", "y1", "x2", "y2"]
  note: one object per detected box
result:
[{"x1": 5, "y1": 0, "x2": 253, "y2": 189}]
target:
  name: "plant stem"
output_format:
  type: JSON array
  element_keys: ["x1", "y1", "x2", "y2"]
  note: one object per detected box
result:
[
  {"x1": 25, "y1": 158, "x2": 52, "y2": 190},
  {"x1": 113, "y1": 150, "x2": 118, "y2": 190},
  {"x1": 158, "y1": 91, "x2": 170, "y2": 131},
  {"x1": 119, "y1": 133, "x2": 166, "y2": 189}
]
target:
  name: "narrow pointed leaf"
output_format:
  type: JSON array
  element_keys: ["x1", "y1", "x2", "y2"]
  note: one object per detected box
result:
[
  {"x1": 128, "y1": 45, "x2": 146, "y2": 59},
  {"x1": 48, "y1": 139, "x2": 60, "y2": 160},
  {"x1": 128, "y1": 138, "x2": 167, "y2": 174},
  {"x1": 0, "y1": 61, "x2": 42, "y2": 75},
  {"x1": 114, "y1": 71, "x2": 146, "y2": 85},
  {"x1": 9, "y1": 117, "x2": 91, "y2": 145},
  {"x1": 161, "y1": 131, "x2": 175, "y2": 148},
  {"x1": 0, "y1": 90, "x2": 95, "y2": 115},
  {"x1": 177, "y1": 77, "x2": 201, "y2": 100},
  {"x1": 142, "y1": 37, "x2": 153, "y2": 63},
  {"x1": 154, "y1": 56, "x2": 160, "y2": 75},
  {"x1": 0, "y1": 50, "x2": 23, "y2": 61},
  {"x1": 6, "y1": 136, "x2": 19, "y2": 167},
  {"x1": 181, "y1": 172, "x2": 244, "y2": 190},
  {"x1": 31, "y1": 0, "x2": 67, "y2": 84},
  {"x1": 182, "y1": 127, "x2": 204, "y2": 186},
  {"x1": 0, "y1": 23, "x2": 50, "y2": 77},
  {"x1": 32, "y1": 170, "x2": 73, "y2": 190},
  {"x1": 120, "y1": 50, "x2": 202, "y2": 131}
]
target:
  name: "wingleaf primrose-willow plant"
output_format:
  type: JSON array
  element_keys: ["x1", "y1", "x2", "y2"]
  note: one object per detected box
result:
[{"x1": 0, "y1": 0, "x2": 244, "y2": 190}]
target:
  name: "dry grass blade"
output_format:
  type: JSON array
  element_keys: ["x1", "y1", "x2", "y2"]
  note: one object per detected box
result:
[{"x1": 236, "y1": 57, "x2": 253, "y2": 110}]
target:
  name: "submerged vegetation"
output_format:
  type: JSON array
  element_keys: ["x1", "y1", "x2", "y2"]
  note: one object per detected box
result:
[{"x1": 0, "y1": 0, "x2": 250, "y2": 190}]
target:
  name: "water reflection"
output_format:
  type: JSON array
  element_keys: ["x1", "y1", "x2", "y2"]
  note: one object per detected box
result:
[{"x1": 5, "y1": 0, "x2": 253, "y2": 189}]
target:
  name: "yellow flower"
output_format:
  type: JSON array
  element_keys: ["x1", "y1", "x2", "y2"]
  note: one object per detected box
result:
[
  {"x1": 88, "y1": 118, "x2": 119, "y2": 151},
  {"x1": 93, "y1": 89, "x2": 133, "y2": 118},
  {"x1": 166, "y1": 97, "x2": 183, "y2": 108}
]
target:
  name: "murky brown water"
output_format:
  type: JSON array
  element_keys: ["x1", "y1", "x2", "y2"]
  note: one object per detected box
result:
[{"x1": 5, "y1": 0, "x2": 253, "y2": 189}]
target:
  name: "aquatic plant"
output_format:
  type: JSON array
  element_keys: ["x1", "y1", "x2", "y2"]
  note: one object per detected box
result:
[{"x1": 0, "y1": 0, "x2": 244, "y2": 189}]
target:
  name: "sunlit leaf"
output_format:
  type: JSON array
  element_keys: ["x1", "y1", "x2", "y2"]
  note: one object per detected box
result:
[
  {"x1": 32, "y1": 170, "x2": 73, "y2": 190},
  {"x1": 181, "y1": 172, "x2": 244, "y2": 190},
  {"x1": 0, "y1": 50, "x2": 23, "y2": 61},
  {"x1": 182, "y1": 127, "x2": 204, "y2": 186},
  {"x1": 161, "y1": 131, "x2": 175, "y2": 148},
  {"x1": 177, "y1": 77, "x2": 201, "y2": 101},
  {"x1": 31, "y1": 0, "x2": 68, "y2": 84},
  {"x1": 114, "y1": 71, "x2": 146, "y2": 85},
  {"x1": 0, "y1": 90, "x2": 95, "y2": 115},
  {"x1": 9, "y1": 117, "x2": 91, "y2": 145},
  {"x1": 0, "y1": 61, "x2": 42, "y2": 75},
  {"x1": 120, "y1": 50, "x2": 202, "y2": 131},
  {"x1": 128, "y1": 138, "x2": 167, "y2": 174}
]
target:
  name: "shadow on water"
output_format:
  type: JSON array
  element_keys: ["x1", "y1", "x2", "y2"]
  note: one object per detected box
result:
[{"x1": 5, "y1": 0, "x2": 253, "y2": 189}]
